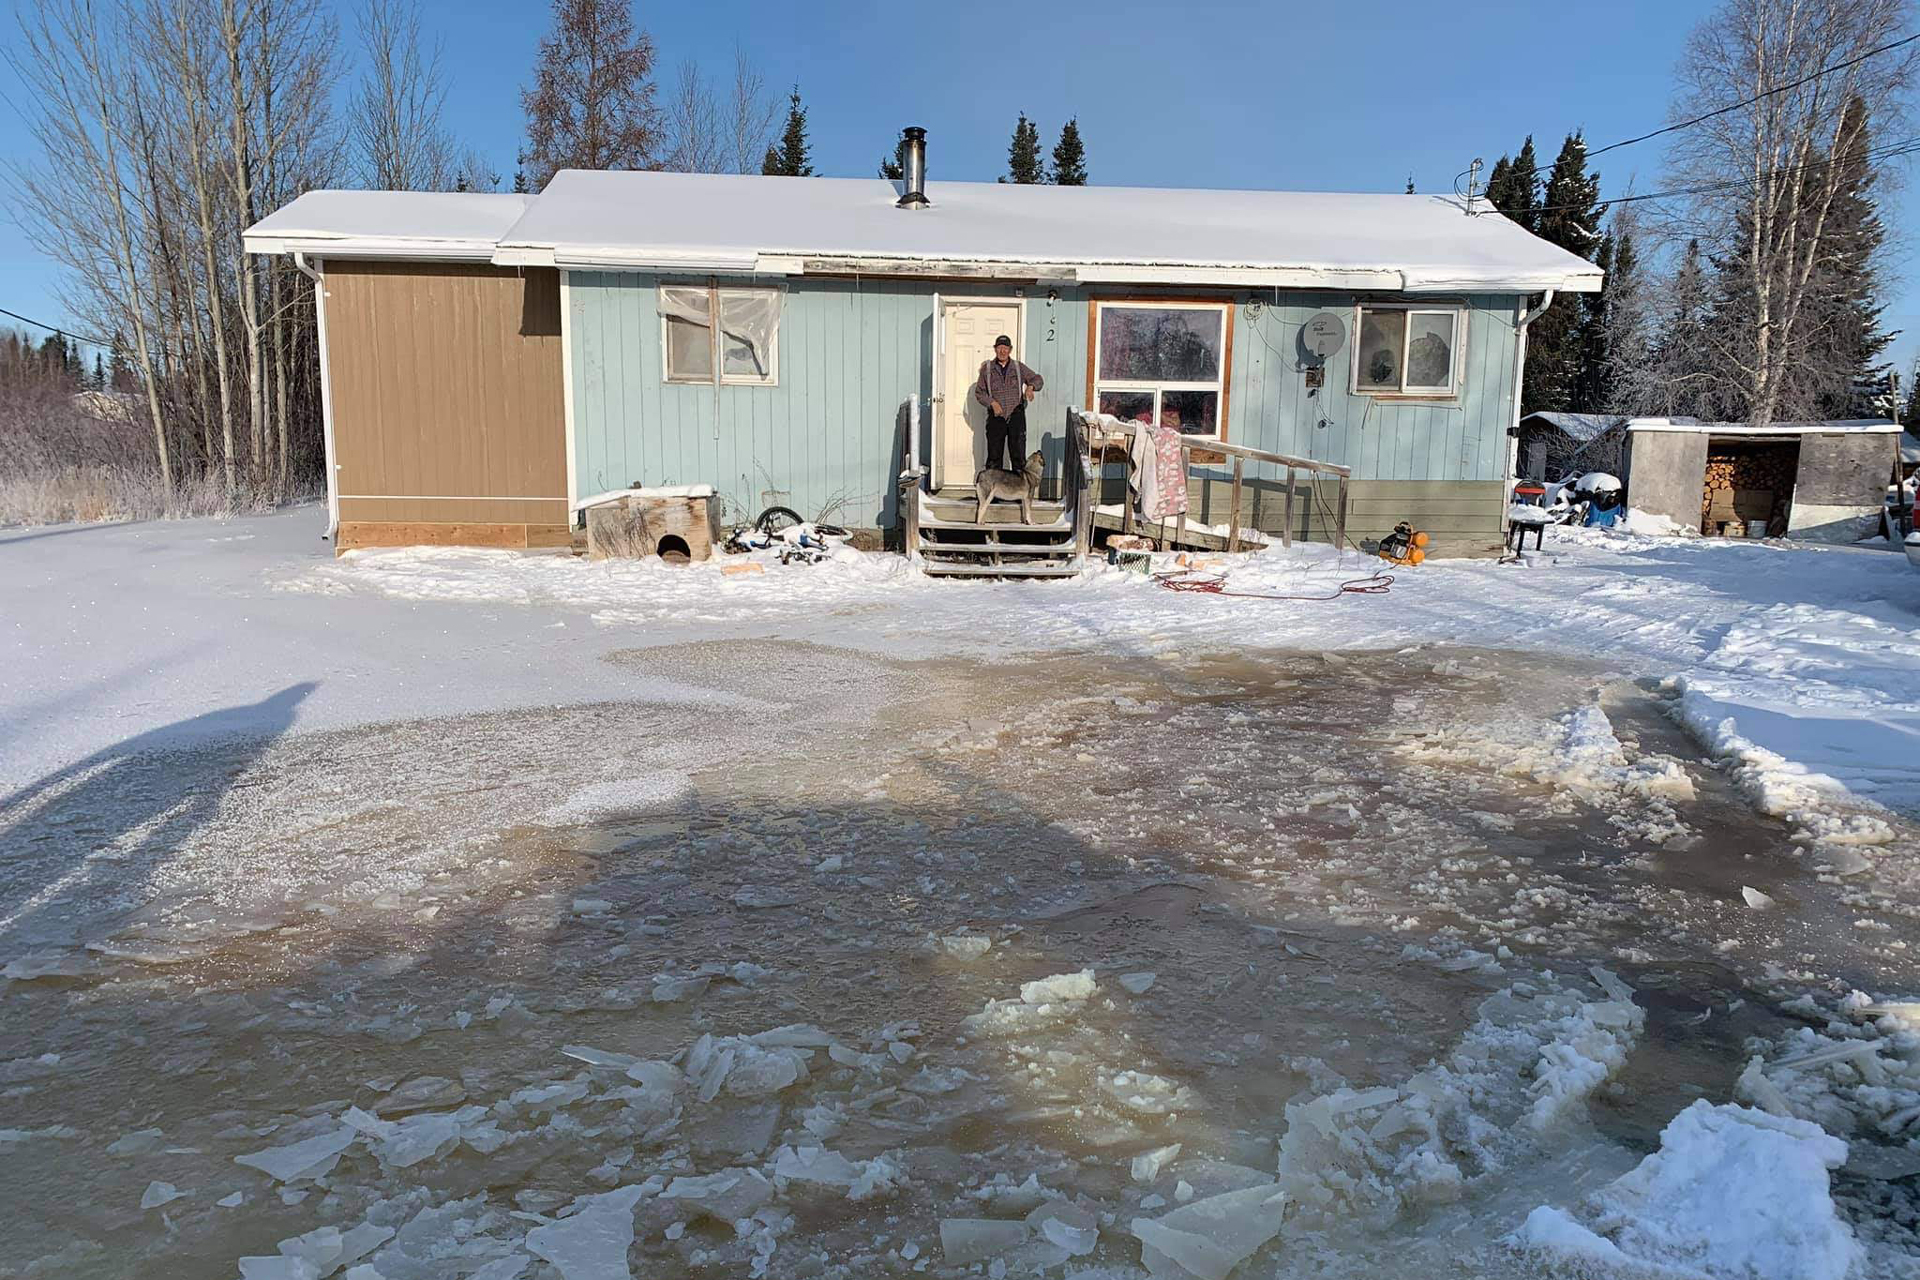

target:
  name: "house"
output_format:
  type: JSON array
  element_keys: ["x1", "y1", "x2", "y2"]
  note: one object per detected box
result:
[
  {"x1": 1626, "y1": 417, "x2": 1903, "y2": 540},
  {"x1": 1512, "y1": 412, "x2": 1633, "y2": 484},
  {"x1": 243, "y1": 131, "x2": 1603, "y2": 559}
]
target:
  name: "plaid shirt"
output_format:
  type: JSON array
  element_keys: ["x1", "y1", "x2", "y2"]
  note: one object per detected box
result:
[{"x1": 973, "y1": 356, "x2": 1043, "y2": 416}]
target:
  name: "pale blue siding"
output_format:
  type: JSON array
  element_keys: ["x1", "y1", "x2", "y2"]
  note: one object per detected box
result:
[{"x1": 566, "y1": 273, "x2": 1520, "y2": 526}]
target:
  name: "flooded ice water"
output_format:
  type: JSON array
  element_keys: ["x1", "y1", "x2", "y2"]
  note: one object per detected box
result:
[{"x1": 1, "y1": 642, "x2": 1916, "y2": 1278}]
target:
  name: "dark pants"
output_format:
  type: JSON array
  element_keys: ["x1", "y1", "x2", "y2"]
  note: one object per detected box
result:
[{"x1": 985, "y1": 403, "x2": 1028, "y2": 471}]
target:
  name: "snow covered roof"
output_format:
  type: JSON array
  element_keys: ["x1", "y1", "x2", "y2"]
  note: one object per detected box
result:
[
  {"x1": 490, "y1": 172, "x2": 1603, "y2": 292},
  {"x1": 243, "y1": 191, "x2": 538, "y2": 260},
  {"x1": 1518, "y1": 412, "x2": 1629, "y2": 442},
  {"x1": 1627, "y1": 417, "x2": 1901, "y2": 436},
  {"x1": 241, "y1": 174, "x2": 1604, "y2": 293}
]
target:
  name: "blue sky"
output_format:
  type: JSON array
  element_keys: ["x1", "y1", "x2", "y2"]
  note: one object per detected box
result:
[{"x1": 4, "y1": 0, "x2": 1917, "y2": 382}]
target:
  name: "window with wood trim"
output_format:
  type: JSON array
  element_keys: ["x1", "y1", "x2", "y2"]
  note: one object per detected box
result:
[
  {"x1": 1352, "y1": 305, "x2": 1461, "y2": 396},
  {"x1": 1093, "y1": 301, "x2": 1228, "y2": 436},
  {"x1": 660, "y1": 284, "x2": 781, "y2": 385}
]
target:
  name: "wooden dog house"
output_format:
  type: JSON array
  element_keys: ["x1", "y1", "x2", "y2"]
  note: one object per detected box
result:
[{"x1": 582, "y1": 485, "x2": 722, "y2": 562}]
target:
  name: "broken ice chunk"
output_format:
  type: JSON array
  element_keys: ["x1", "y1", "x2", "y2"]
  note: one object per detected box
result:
[
  {"x1": 1027, "y1": 1201, "x2": 1098, "y2": 1255},
  {"x1": 773, "y1": 1144, "x2": 861, "y2": 1188},
  {"x1": 650, "y1": 975, "x2": 712, "y2": 1003},
  {"x1": 1099, "y1": 1069, "x2": 1196, "y2": 1115},
  {"x1": 525, "y1": 1184, "x2": 648, "y2": 1280},
  {"x1": 237, "y1": 1257, "x2": 321, "y2": 1280},
  {"x1": 939, "y1": 1219, "x2": 1029, "y2": 1265},
  {"x1": 372, "y1": 1075, "x2": 466, "y2": 1114},
  {"x1": 562, "y1": 1045, "x2": 639, "y2": 1070},
  {"x1": 1741, "y1": 886, "x2": 1775, "y2": 910},
  {"x1": 140, "y1": 1181, "x2": 184, "y2": 1209},
  {"x1": 749, "y1": 1024, "x2": 836, "y2": 1048},
  {"x1": 1020, "y1": 970, "x2": 1095, "y2": 1005},
  {"x1": 939, "y1": 935, "x2": 991, "y2": 959},
  {"x1": 467, "y1": 1256, "x2": 532, "y2": 1280},
  {"x1": 234, "y1": 1125, "x2": 356, "y2": 1183},
  {"x1": 733, "y1": 886, "x2": 799, "y2": 909},
  {"x1": 1130, "y1": 1184, "x2": 1289, "y2": 1280},
  {"x1": 107, "y1": 1128, "x2": 166, "y2": 1157},
  {"x1": 508, "y1": 1078, "x2": 590, "y2": 1114},
  {"x1": 664, "y1": 1169, "x2": 773, "y2": 1221},
  {"x1": 217, "y1": 1192, "x2": 245, "y2": 1208},
  {"x1": 1131, "y1": 1143, "x2": 1182, "y2": 1184},
  {"x1": 1118, "y1": 972, "x2": 1157, "y2": 995}
]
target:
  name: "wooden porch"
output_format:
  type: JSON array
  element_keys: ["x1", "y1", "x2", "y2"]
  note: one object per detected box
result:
[{"x1": 901, "y1": 404, "x2": 1352, "y2": 577}]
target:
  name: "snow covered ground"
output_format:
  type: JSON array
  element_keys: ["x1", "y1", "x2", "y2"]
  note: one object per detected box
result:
[
  {"x1": 7, "y1": 507, "x2": 1918, "y2": 821},
  {"x1": 2, "y1": 508, "x2": 1918, "y2": 1280}
]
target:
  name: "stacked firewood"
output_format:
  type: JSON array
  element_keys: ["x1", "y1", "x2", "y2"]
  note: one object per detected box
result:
[{"x1": 1701, "y1": 446, "x2": 1797, "y2": 533}]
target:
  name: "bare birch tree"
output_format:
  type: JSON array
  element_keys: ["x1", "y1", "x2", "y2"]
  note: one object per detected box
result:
[
  {"x1": 521, "y1": 0, "x2": 661, "y2": 188},
  {"x1": 347, "y1": 0, "x2": 460, "y2": 190},
  {"x1": 1666, "y1": 0, "x2": 1917, "y2": 424},
  {"x1": 659, "y1": 50, "x2": 779, "y2": 175},
  {"x1": 8, "y1": 0, "x2": 175, "y2": 490}
]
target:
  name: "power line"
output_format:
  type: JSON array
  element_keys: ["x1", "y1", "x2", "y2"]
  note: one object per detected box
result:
[
  {"x1": 1536, "y1": 135, "x2": 1920, "y2": 216},
  {"x1": 0, "y1": 305, "x2": 111, "y2": 350},
  {"x1": 1588, "y1": 31, "x2": 1920, "y2": 160},
  {"x1": 1456, "y1": 30, "x2": 1920, "y2": 198}
]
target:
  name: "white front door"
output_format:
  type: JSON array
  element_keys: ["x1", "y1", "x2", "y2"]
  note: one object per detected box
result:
[{"x1": 936, "y1": 300, "x2": 1023, "y2": 490}]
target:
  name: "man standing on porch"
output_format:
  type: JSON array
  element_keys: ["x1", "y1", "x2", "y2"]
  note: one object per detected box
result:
[{"x1": 974, "y1": 335, "x2": 1044, "y2": 471}]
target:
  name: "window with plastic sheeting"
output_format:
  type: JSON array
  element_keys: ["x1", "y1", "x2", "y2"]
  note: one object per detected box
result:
[
  {"x1": 1092, "y1": 301, "x2": 1229, "y2": 438},
  {"x1": 1352, "y1": 305, "x2": 1461, "y2": 397},
  {"x1": 660, "y1": 284, "x2": 781, "y2": 385}
]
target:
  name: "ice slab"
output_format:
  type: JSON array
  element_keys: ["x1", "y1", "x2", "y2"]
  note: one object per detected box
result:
[
  {"x1": 1118, "y1": 972, "x2": 1157, "y2": 995},
  {"x1": 1130, "y1": 1184, "x2": 1288, "y2": 1280},
  {"x1": 562, "y1": 1045, "x2": 639, "y2": 1070},
  {"x1": 1514, "y1": 1101, "x2": 1858, "y2": 1280},
  {"x1": 664, "y1": 1169, "x2": 773, "y2": 1220},
  {"x1": 1027, "y1": 1201, "x2": 1098, "y2": 1255},
  {"x1": 372, "y1": 1075, "x2": 465, "y2": 1114},
  {"x1": 107, "y1": 1128, "x2": 166, "y2": 1157},
  {"x1": 524, "y1": 1185, "x2": 648, "y2": 1280},
  {"x1": 1132, "y1": 1143, "x2": 1182, "y2": 1183},
  {"x1": 140, "y1": 1180, "x2": 183, "y2": 1209},
  {"x1": 1742, "y1": 885, "x2": 1777, "y2": 910},
  {"x1": 939, "y1": 1219, "x2": 1029, "y2": 1264},
  {"x1": 939, "y1": 934, "x2": 990, "y2": 959},
  {"x1": 1020, "y1": 970, "x2": 1095, "y2": 1004},
  {"x1": 235, "y1": 1125, "x2": 356, "y2": 1183},
  {"x1": 733, "y1": 886, "x2": 799, "y2": 909}
]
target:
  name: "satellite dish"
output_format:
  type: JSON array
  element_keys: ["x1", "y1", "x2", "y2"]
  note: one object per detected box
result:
[{"x1": 1303, "y1": 312, "x2": 1346, "y2": 359}]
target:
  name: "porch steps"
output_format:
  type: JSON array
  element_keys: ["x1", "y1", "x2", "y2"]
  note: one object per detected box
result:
[
  {"x1": 922, "y1": 560, "x2": 1083, "y2": 578},
  {"x1": 915, "y1": 484, "x2": 1082, "y2": 579}
]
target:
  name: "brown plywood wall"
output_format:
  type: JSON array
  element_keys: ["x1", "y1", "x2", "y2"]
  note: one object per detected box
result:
[{"x1": 324, "y1": 262, "x2": 567, "y2": 529}]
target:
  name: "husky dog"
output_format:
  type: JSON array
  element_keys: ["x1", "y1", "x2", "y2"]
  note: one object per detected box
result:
[{"x1": 974, "y1": 450, "x2": 1046, "y2": 525}]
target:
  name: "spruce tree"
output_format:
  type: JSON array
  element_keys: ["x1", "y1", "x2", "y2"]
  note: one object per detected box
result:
[
  {"x1": 761, "y1": 87, "x2": 812, "y2": 176},
  {"x1": 879, "y1": 130, "x2": 906, "y2": 179},
  {"x1": 512, "y1": 169, "x2": 529, "y2": 194},
  {"x1": 1004, "y1": 113, "x2": 1043, "y2": 184},
  {"x1": 1647, "y1": 239, "x2": 1715, "y2": 418},
  {"x1": 1812, "y1": 95, "x2": 1888, "y2": 418},
  {"x1": 1523, "y1": 132, "x2": 1602, "y2": 415},
  {"x1": 1484, "y1": 137, "x2": 1541, "y2": 231},
  {"x1": 1050, "y1": 119, "x2": 1087, "y2": 185},
  {"x1": 1482, "y1": 155, "x2": 1513, "y2": 211}
]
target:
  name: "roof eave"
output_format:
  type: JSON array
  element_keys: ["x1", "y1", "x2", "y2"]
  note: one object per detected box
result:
[
  {"x1": 494, "y1": 245, "x2": 1605, "y2": 293},
  {"x1": 244, "y1": 233, "x2": 502, "y2": 262}
]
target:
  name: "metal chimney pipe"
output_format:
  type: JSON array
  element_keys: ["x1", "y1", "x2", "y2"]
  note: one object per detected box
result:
[{"x1": 897, "y1": 127, "x2": 929, "y2": 209}]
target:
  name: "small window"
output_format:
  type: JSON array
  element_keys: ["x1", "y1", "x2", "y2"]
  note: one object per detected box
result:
[
  {"x1": 1093, "y1": 301, "x2": 1229, "y2": 437},
  {"x1": 661, "y1": 284, "x2": 780, "y2": 385},
  {"x1": 1353, "y1": 305, "x2": 1460, "y2": 396}
]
